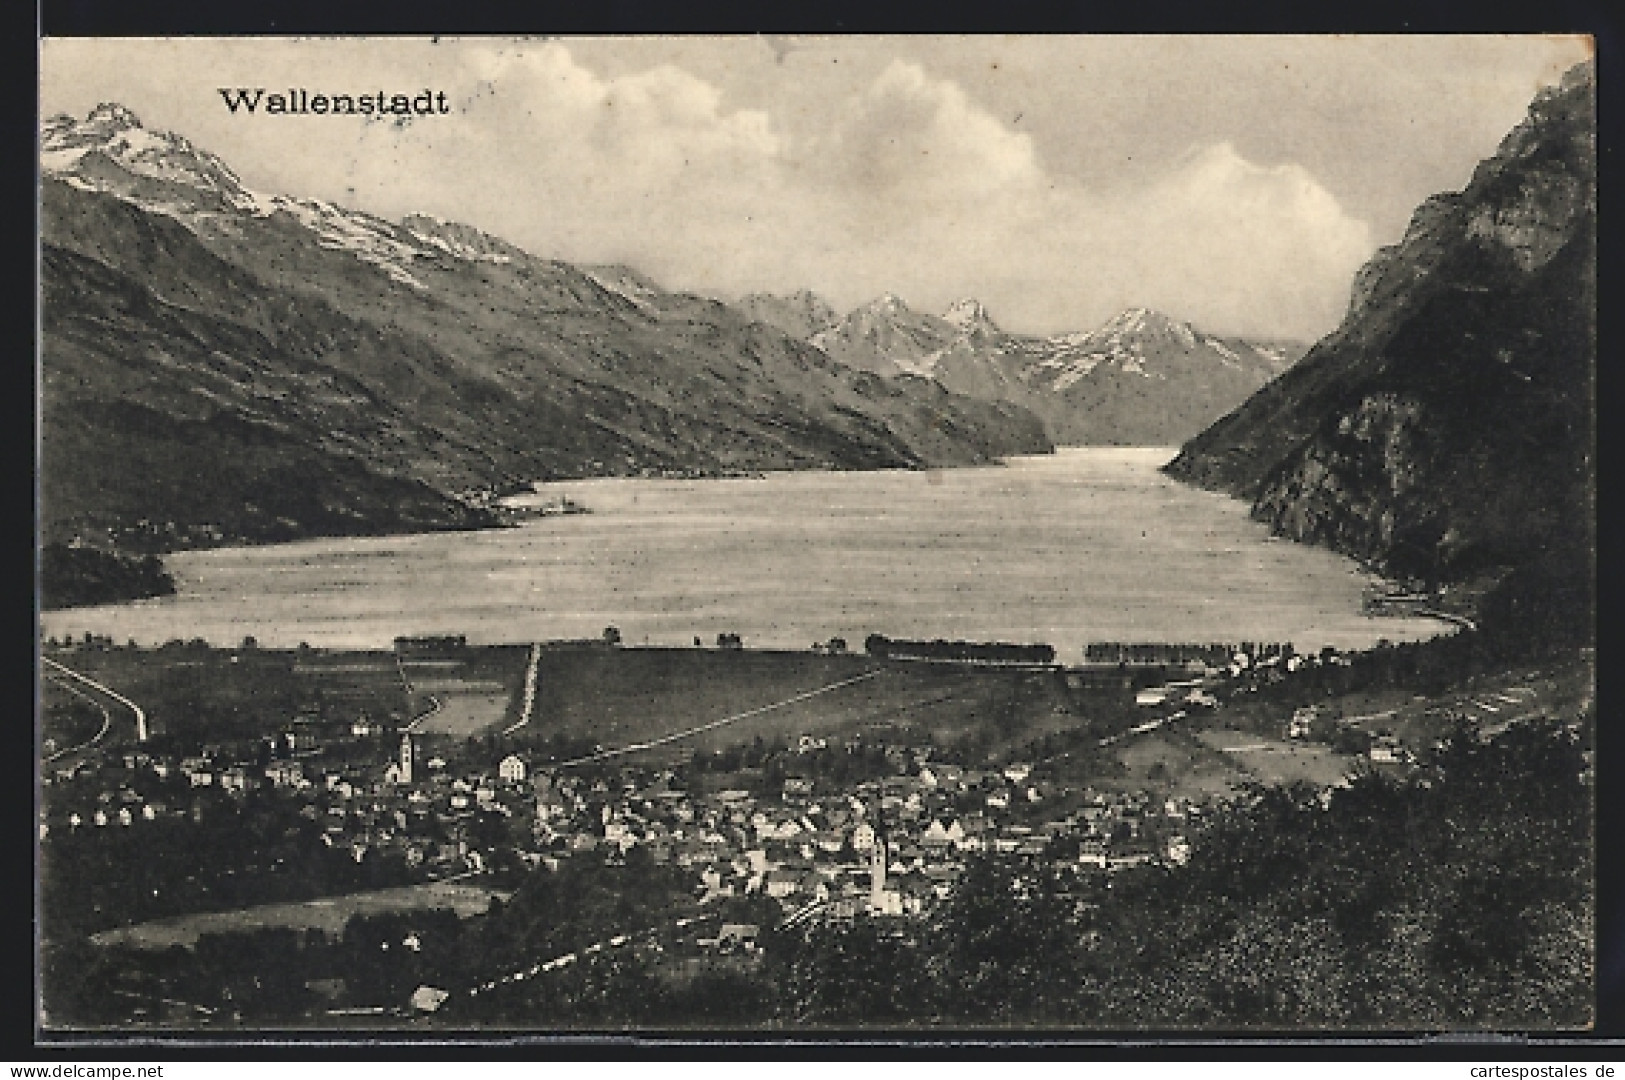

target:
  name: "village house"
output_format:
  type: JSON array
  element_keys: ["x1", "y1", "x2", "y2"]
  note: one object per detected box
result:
[
  {"x1": 179, "y1": 757, "x2": 213, "y2": 786},
  {"x1": 265, "y1": 760, "x2": 305, "y2": 788},
  {"x1": 218, "y1": 766, "x2": 259, "y2": 793},
  {"x1": 715, "y1": 923, "x2": 759, "y2": 954}
]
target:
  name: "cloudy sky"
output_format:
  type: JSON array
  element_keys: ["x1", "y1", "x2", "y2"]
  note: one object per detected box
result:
[{"x1": 40, "y1": 36, "x2": 1589, "y2": 341}]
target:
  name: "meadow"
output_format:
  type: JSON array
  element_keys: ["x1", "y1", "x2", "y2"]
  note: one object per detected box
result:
[
  {"x1": 515, "y1": 648, "x2": 1089, "y2": 765},
  {"x1": 89, "y1": 881, "x2": 509, "y2": 951}
]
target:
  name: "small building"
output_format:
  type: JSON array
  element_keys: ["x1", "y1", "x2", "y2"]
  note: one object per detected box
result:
[
  {"x1": 716, "y1": 923, "x2": 759, "y2": 953},
  {"x1": 409, "y1": 985, "x2": 450, "y2": 1013},
  {"x1": 764, "y1": 869, "x2": 803, "y2": 899},
  {"x1": 851, "y1": 821, "x2": 876, "y2": 852},
  {"x1": 498, "y1": 755, "x2": 528, "y2": 784},
  {"x1": 218, "y1": 766, "x2": 257, "y2": 792},
  {"x1": 1369, "y1": 736, "x2": 1410, "y2": 764},
  {"x1": 266, "y1": 761, "x2": 305, "y2": 788}
]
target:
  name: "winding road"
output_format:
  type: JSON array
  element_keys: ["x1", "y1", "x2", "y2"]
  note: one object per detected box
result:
[
  {"x1": 404, "y1": 693, "x2": 444, "y2": 734},
  {"x1": 466, "y1": 911, "x2": 720, "y2": 999},
  {"x1": 42, "y1": 675, "x2": 112, "y2": 763},
  {"x1": 41, "y1": 655, "x2": 148, "y2": 747}
]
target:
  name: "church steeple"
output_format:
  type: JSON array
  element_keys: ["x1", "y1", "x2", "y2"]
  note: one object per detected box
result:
[{"x1": 867, "y1": 798, "x2": 889, "y2": 912}]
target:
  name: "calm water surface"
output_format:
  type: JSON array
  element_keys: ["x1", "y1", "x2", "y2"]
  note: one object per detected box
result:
[{"x1": 41, "y1": 449, "x2": 1447, "y2": 661}]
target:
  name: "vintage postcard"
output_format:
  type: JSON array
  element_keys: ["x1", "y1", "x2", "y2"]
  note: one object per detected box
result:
[{"x1": 36, "y1": 35, "x2": 1595, "y2": 1037}]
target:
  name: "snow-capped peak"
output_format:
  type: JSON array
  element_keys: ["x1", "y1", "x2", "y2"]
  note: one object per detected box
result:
[
  {"x1": 942, "y1": 298, "x2": 1002, "y2": 336},
  {"x1": 864, "y1": 293, "x2": 910, "y2": 315},
  {"x1": 84, "y1": 102, "x2": 144, "y2": 135},
  {"x1": 41, "y1": 102, "x2": 260, "y2": 214},
  {"x1": 40, "y1": 103, "x2": 450, "y2": 289},
  {"x1": 1095, "y1": 307, "x2": 1198, "y2": 349}
]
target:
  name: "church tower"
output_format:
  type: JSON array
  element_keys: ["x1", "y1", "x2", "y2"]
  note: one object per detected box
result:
[
  {"x1": 867, "y1": 802, "x2": 888, "y2": 912},
  {"x1": 399, "y1": 732, "x2": 414, "y2": 785}
]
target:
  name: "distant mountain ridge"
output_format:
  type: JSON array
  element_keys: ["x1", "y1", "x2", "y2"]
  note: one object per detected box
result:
[
  {"x1": 735, "y1": 290, "x2": 840, "y2": 341},
  {"x1": 748, "y1": 289, "x2": 1301, "y2": 445},
  {"x1": 1165, "y1": 63, "x2": 1594, "y2": 632},
  {"x1": 38, "y1": 104, "x2": 1051, "y2": 604}
]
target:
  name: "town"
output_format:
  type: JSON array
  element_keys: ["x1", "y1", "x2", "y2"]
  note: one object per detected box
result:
[{"x1": 38, "y1": 629, "x2": 1590, "y2": 1026}]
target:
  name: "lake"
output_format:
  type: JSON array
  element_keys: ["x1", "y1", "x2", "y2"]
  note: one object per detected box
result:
[{"x1": 41, "y1": 449, "x2": 1448, "y2": 663}]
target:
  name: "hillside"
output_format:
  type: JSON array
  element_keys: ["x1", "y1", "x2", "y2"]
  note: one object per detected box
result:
[
  {"x1": 767, "y1": 292, "x2": 1299, "y2": 446},
  {"x1": 38, "y1": 106, "x2": 1051, "y2": 605},
  {"x1": 735, "y1": 290, "x2": 840, "y2": 341},
  {"x1": 1163, "y1": 62, "x2": 1595, "y2": 630}
]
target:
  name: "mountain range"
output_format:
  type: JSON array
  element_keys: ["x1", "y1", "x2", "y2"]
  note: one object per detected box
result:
[
  {"x1": 45, "y1": 70, "x2": 1590, "y2": 632},
  {"x1": 743, "y1": 290, "x2": 1303, "y2": 445},
  {"x1": 1165, "y1": 61, "x2": 1594, "y2": 635},
  {"x1": 39, "y1": 105, "x2": 1054, "y2": 603}
]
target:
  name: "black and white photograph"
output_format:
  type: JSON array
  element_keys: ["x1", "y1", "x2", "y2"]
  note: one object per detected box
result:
[{"x1": 35, "y1": 35, "x2": 1596, "y2": 1035}]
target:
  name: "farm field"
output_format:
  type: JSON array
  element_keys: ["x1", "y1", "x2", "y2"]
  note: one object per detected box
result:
[
  {"x1": 1108, "y1": 731, "x2": 1242, "y2": 798},
  {"x1": 516, "y1": 648, "x2": 1088, "y2": 765},
  {"x1": 400, "y1": 645, "x2": 531, "y2": 735},
  {"x1": 89, "y1": 881, "x2": 511, "y2": 951},
  {"x1": 40, "y1": 678, "x2": 111, "y2": 758},
  {"x1": 411, "y1": 692, "x2": 516, "y2": 736},
  {"x1": 39, "y1": 641, "x2": 1124, "y2": 771},
  {"x1": 1244, "y1": 657, "x2": 1596, "y2": 754},
  {"x1": 1386, "y1": 662, "x2": 1592, "y2": 745},
  {"x1": 41, "y1": 644, "x2": 412, "y2": 744},
  {"x1": 1194, "y1": 726, "x2": 1359, "y2": 787}
]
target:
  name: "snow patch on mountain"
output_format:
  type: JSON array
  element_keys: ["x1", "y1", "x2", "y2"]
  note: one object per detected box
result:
[
  {"x1": 39, "y1": 103, "x2": 561, "y2": 290},
  {"x1": 403, "y1": 213, "x2": 518, "y2": 264},
  {"x1": 273, "y1": 198, "x2": 429, "y2": 288},
  {"x1": 942, "y1": 297, "x2": 1001, "y2": 335},
  {"x1": 42, "y1": 104, "x2": 263, "y2": 215},
  {"x1": 1208, "y1": 340, "x2": 1242, "y2": 368},
  {"x1": 583, "y1": 267, "x2": 662, "y2": 314}
]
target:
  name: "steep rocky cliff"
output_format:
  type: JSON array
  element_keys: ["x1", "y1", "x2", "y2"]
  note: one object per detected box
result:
[{"x1": 1165, "y1": 63, "x2": 1594, "y2": 615}]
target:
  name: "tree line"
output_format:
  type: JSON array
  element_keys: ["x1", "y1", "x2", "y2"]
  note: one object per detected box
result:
[
  {"x1": 1083, "y1": 641, "x2": 1294, "y2": 666},
  {"x1": 864, "y1": 635, "x2": 1055, "y2": 665}
]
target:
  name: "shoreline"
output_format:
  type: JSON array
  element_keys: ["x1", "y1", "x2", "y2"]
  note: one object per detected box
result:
[{"x1": 39, "y1": 451, "x2": 1456, "y2": 656}]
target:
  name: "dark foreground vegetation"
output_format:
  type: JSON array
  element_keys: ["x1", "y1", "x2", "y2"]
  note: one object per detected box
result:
[
  {"x1": 40, "y1": 542, "x2": 176, "y2": 609},
  {"x1": 774, "y1": 719, "x2": 1590, "y2": 1030}
]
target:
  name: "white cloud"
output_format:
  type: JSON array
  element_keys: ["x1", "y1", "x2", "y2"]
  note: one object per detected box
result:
[
  {"x1": 41, "y1": 39, "x2": 1380, "y2": 341},
  {"x1": 793, "y1": 59, "x2": 1045, "y2": 204},
  {"x1": 463, "y1": 46, "x2": 781, "y2": 174},
  {"x1": 1060, "y1": 143, "x2": 1377, "y2": 338}
]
